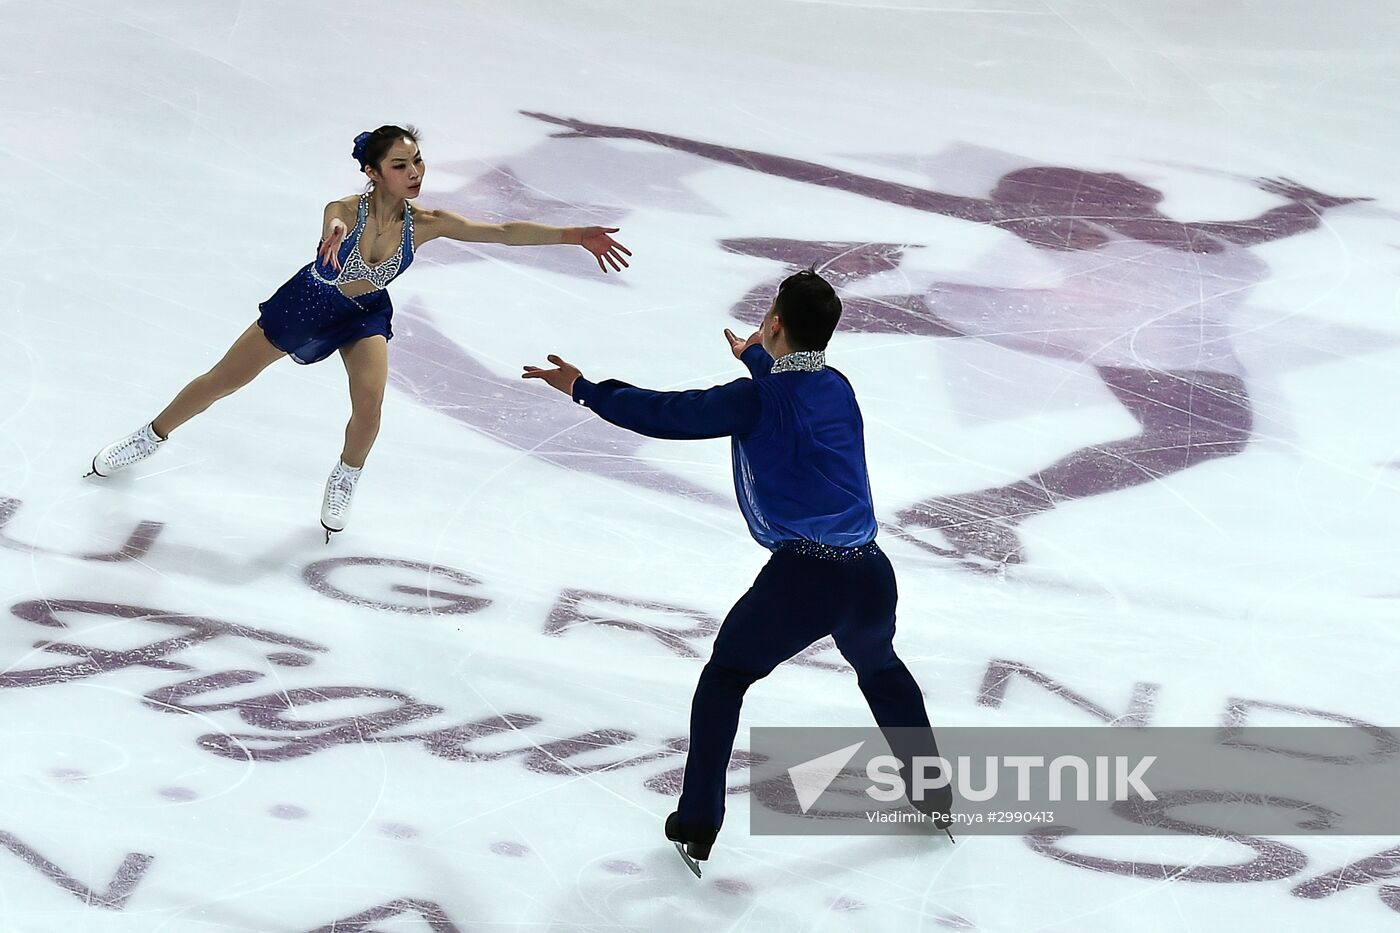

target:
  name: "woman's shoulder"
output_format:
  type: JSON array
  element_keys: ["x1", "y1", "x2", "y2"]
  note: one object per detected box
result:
[
  {"x1": 407, "y1": 205, "x2": 452, "y2": 234},
  {"x1": 325, "y1": 194, "x2": 362, "y2": 216}
]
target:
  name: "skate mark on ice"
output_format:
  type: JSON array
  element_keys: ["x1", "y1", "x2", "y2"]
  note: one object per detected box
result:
[{"x1": 158, "y1": 786, "x2": 198, "y2": 802}]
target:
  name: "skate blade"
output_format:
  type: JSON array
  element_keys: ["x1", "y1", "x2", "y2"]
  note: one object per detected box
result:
[
  {"x1": 321, "y1": 523, "x2": 339, "y2": 544},
  {"x1": 673, "y1": 842, "x2": 703, "y2": 879}
]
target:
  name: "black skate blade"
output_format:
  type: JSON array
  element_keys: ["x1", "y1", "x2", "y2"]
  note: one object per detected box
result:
[
  {"x1": 321, "y1": 524, "x2": 338, "y2": 544},
  {"x1": 674, "y1": 842, "x2": 703, "y2": 879},
  {"x1": 944, "y1": 828, "x2": 956, "y2": 844}
]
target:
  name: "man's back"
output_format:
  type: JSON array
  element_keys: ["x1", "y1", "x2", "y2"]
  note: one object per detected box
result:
[{"x1": 734, "y1": 350, "x2": 877, "y2": 550}]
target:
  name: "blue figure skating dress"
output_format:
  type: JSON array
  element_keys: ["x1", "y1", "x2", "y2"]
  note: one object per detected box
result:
[{"x1": 257, "y1": 193, "x2": 416, "y2": 364}]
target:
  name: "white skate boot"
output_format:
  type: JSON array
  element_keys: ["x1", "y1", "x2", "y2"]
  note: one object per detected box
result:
[
  {"x1": 87, "y1": 423, "x2": 165, "y2": 477},
  {"x1": 320, "y1": 460, "x2": 361, "y2": 542}
]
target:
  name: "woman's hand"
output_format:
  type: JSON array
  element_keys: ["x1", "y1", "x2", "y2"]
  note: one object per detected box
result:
[
  {"x1": 318, "y1": 218, "x2": 349, "y2": 271},
  {"x1": 574, "y1": 226, "x2": 632, "y2": 273}
]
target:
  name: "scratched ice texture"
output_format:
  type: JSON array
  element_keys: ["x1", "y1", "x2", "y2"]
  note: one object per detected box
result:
[{"x1": 2, "y1": 1, "x2": 1400, "y2": 930}]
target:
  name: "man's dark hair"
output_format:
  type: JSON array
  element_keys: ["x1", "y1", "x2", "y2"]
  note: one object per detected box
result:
[{"x1": 772, "y1": 268, "x2": 842, "y2": 350}]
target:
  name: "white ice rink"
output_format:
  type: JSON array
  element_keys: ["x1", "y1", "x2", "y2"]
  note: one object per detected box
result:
[{"x1": 3, "y1": 1, "x2": 1400, "y2": 930}]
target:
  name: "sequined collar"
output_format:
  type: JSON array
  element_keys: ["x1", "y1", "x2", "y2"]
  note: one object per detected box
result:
[{"x1": 770, "y1": 350, "x2": 827, "y2": 374}]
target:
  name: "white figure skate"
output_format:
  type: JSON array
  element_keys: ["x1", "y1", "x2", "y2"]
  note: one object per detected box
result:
[
  {"x1": 87, "y1": 423, "x2": 165, "y2": 477},
  {"x1": 320, "y1": 460, "x2": 361, "y2": 542}
]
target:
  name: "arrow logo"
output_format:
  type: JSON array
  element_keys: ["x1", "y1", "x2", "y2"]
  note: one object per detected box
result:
[{"x1": 787, "y1": 741, "x2": 865, "y2": 813}]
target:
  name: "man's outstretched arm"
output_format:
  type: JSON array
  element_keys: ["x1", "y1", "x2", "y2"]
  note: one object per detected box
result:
[{"x1": 523, "y1": 354, "x2": 761, "y2": 440}]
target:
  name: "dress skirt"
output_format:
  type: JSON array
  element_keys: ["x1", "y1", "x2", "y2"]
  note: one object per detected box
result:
[{"x1": 257, "y1": 265, "x2": 394, "y2": 365}]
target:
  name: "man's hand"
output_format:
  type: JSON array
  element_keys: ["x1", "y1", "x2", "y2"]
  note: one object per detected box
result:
[
  {"x1": 522, "y1": 354, "x2": 583, "y2": 395},
  {"x1": 724, "y1": 327, "x2": 762, "y2": 360}
]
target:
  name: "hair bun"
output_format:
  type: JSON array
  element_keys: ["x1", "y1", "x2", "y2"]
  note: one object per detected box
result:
[{"x1": 351, "y1": 131, "x2": 373, "y2": 167}]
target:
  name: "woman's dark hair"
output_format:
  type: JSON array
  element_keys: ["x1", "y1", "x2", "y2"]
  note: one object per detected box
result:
[
  {"x1": 352, "y1": 124, "x2": 422, "y2": 173},
  {"x1": 772, "y1": 268, "x2": 842, "y2": 350}
]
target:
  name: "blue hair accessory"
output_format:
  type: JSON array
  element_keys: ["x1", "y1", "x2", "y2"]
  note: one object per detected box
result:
[{"x1": 352, "y1": 131, "x2": 372, "y2": 166}]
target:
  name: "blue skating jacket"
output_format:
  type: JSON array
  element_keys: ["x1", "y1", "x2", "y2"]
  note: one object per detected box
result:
[{"x1": 570, "y1": 345, "x2": 878, "y2": 550}]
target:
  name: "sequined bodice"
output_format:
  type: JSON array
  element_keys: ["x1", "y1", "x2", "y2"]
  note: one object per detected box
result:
[{"x1": 313, "y1": 194, "x2": 415, "y2": 292}]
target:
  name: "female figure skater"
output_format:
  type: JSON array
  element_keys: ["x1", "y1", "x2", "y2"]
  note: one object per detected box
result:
[{"x1": 88, "y1": 124, "x2": 631, "y2": 540}]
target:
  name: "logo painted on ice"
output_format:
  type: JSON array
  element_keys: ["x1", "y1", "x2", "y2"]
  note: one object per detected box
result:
[{"x1": 402, "y1": 116, "x2": 1391, "y2": 570}]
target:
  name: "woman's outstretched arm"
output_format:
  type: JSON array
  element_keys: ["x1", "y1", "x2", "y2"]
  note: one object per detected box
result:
[{"x1": 415, "y1": 208, "x2": 631, "y2": 272}]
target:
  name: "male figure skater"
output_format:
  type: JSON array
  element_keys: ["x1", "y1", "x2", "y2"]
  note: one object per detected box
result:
[{"x1": 523, "y1": 270, "x2": 945, "y2": 873}]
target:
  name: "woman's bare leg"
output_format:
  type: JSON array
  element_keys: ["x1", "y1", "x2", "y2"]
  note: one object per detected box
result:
[
  {"x1": 337, "y1": 336, "x2": 388, "y2": 468},
  {"x1": 151, "y1": 324, "x2": 285, "y2": 437}
]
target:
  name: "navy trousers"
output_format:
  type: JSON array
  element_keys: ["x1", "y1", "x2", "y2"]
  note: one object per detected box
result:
[{"x1": 676, "y1": 544, "x2": 935, "y2": 828}]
